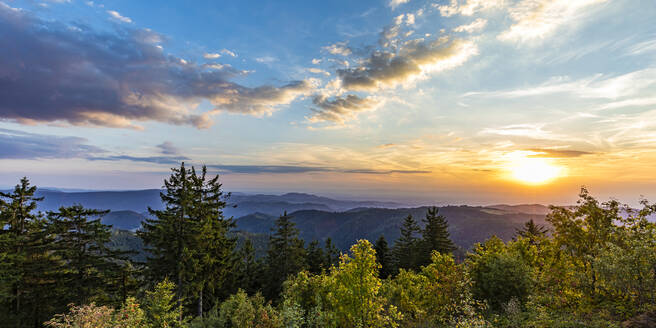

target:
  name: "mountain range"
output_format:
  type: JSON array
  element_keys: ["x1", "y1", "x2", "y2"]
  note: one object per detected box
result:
[{"x1": 6, "y1": 189, "x2": 550, "y2": 251}]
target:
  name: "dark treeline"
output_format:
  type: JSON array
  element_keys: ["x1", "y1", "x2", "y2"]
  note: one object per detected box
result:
[{"x1": 1, "y1": 163, "x2": 656, "y2": 328}]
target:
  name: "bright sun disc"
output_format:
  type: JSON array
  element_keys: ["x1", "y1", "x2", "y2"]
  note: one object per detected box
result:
[{"x1": 511, "y1": 157, "x2": 562, "y2": 184}]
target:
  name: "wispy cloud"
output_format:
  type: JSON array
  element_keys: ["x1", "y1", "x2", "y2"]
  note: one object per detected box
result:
[
  {"x1": 453, "y1": 18, "x2": 487, "y2": 33},
  {"x1": 107, "y1": 10, "x2": 132, "y2": 23},
  {"x1": 388, "y1": 0, "x2": 410, "y2": 10},
  {"x1": 498, "y1": 0, "x2": 609, "y2": 42},
  {"x1": 308, "y1": 94, "x2": 380, "y2": 123},
  {"x1": 0, "y1": 128, "x2": 103, "y2": 159}
]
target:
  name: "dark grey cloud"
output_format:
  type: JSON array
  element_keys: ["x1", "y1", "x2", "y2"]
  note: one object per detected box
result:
[
  {"x1": 0, "y1": 4, "x2": 311, "y2": 129},
  {"x1": 89, "y1": 155, "x2": 190, "y2": 165},
  {"x1": 0, "y1": 128, "x2": 103, "y2": 159},
  {"x1": 157, "y1": 141, "x2": 180, "y2": 155},
  {"x1": 528, "y1": 149, "x2": 594, "y2": 158},
  {"x1": 308, "y1": 94, "x2": 379, "y2": 123}
]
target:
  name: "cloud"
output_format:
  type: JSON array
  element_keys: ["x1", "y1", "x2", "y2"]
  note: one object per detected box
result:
[
  {"x1": 107, "y1": 10, "x2": 132, "y2": 23},
  {"x1": 436, "y1": 0, "x2": 504, "y2": 17},
  {"x1": 206, "y1": 164, "x2": 430, "y2": 175},
  {"x1": 498, "y1": 0, "x2": 609, "y2": 42},
  {"x1": 453, "y1": 18, "x2": 487, "y2": 33},
  {"x1": 221, "y1": 49, "x2": 237, "y2": 57},
  {"x1": 527, "y1": 148, "x2": 593, "y2": 158},
  {"x1": 322, "y1": 42, "x2": 352, "y2": 56},
  {"x1": 89, "y1": 155, "x2": 189, "y2": 165},
  {"x1": 0, "y1": 128, "x2": 103, "y2": 159},
  {"x1": 307, "y1": 68, "x2": 330, "y2": 76},
  {"x1": 389, "y1": 0, "x2": 410, "y2": 10},
  {"x1": 157, "y1": 141, "x2": 181, "y2": 155},
  {"x1": 255, "y1": 56, "x2": 277, "y2": 63},
  {"x1": 204, "y1": 53, "x2": 221, "y2": 59},
  {"x1": 0, "y1": 5, "x2": 310, "y2": 129},
  {"x1": 464, "y1": 69, "x2": 656, "y2": 100},
  {"x1": 308, "y1": 94, "x2": 380, "y2": 123},
  {"x1": 337, "y1": 38, "x2": 478, "y2": 91}
]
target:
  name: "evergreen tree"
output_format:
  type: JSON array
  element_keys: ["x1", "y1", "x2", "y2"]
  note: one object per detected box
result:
[
  {"x1": 0, "y1": 177, "x2": 59, "y2": 327},
  {"x1": 190, "y1": 166, "x2": 236, "y2": 317},
  {"x1": 418, "y1": 207, "x2": 456, "y2": 266},
  {"x1": 233, "y1": 239, "x2": 263, "y2": 296},
  {"x1": 47, "y1": 205, "x2": 129, "y2": 305},
  {"x1": 514, "y1": 219, "x2": 548, "y2": 244},
  {"x1": 324, "y1": 238, "x2": 340, "y2": 268},
  {"x1": 393, "y1": 214, "x2": 421, "y2": 272},
  {"x1": 374, "y1": 235, "x2": 393, "y2": 279},
  {"x1": 264, "y1": 211, "x2": 306, "y2": 300},
  {"x1": 306, "y1": 240, "x2": 326, "y2": 274},
  {"x1": 139, "y1": 163, "x2": 235, "y2": 318}
]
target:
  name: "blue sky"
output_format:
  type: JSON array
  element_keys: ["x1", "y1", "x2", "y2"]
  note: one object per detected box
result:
[{"x1": 1, "y1": 0, "x2": 655, "y2": 205}]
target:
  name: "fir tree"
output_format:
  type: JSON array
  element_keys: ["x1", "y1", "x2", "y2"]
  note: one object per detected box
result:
[
  {"x1": 47, "y1": 205, "x2": 129, "y2": 305},
  {"x1": 139, "y1": 163, "x2": 235, "y2": 318},
  {"x1": 0, "y1": 177, "x2": 59, "y2": 327},
  {"x1": 324, "y1": 238, "x2": 340, "y2": 268},
  {"x1": 374, "y1": 235, "x2": 393, "y2": 279},
  {"x1": 306, "y1": 240, "x2": 326, "y2": 274},
  {"x1": 515, "y1": 219, "x2": 548, "y2": 244},
  {"x1": 393, "y1": 214, "x2": 421, "y2": 272},
  {"x1": 264, "y1": 211, "x2": 306, "y2": 300},
  {"x1": 418, "y1": 207, "x2": 456, "y2": 267}
]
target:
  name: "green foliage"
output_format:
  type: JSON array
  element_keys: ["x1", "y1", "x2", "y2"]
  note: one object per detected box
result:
[
  {"x1": 44, "y1": 298, "x2": 148, "y2": 328},
  {"x1": 392, "y1": 214, "x2": 421, "y2": 271},
  {"x1": 139, "y1": 163, "x2": 236, "y2": 316},
  {"x1": 194, "y1": 289, "x2": 280, "y2": 328},
  {"x1": 418, "y1": 207, "x2": 456, "y2": 266},
  {"x1": 264, "y1": 211, "x2": 306, "y2": 301},
  {"x1": 373, "y1": 235, "x2": 393, "y2": 279},
  {"x1": 143, "y1": 278, "x2": 186, "y2": 328},
  {"x1": 467, "y1": 237, "x2": 534, "y2": 312}
]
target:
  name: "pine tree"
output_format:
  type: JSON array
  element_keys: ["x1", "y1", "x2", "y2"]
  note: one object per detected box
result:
[
  {"x1": 306, "y1": 240, "x2": 326, "y2": 274},
  {"x1": 324, "y1": 238, "x2": 340, "y2": 268},
  {"x1": 190, "y1": 166, "x2": 236, "y2": 317},
  {"x1": 393, "y1": 214, "x2": 421, "y2": 272},
  {"x1": 374, "y1": 235, "x2": 393, "y2": 279},
  {"x1": 418, "y1": 207, "x2": 456, "y2": 267},
  {"x1": 47, "y1": 205, "x2": 129, "y2": 305},
  {"x1": 264, "y1": 211, "x2": 306, "y2": 301},
  {"x1": 0, "y1": 177, "x2": 59, "y2": 327},
  {"x1": 232, "y1": 239, "x2": 263, "y2": 296},
  {"x1": 139, "y1": 163, "x2": 235, "y2": 318},
  {"x1": 515, "y1": 219, "x2": 548, "y2": 244}
]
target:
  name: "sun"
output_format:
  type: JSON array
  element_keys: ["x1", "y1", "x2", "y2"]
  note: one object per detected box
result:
[{"x1": 510, "y1": 157, "x2": 563, "y2": 185}]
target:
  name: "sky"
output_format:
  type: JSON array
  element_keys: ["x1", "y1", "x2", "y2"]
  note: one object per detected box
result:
[{"x1": 1, "y1": 0, "x2": 655, "y2": 205}]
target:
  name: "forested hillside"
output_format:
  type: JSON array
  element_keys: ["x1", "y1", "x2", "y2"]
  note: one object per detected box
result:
[{"x1": 1, "y1": 164, "x2": 655, "y2": 328}]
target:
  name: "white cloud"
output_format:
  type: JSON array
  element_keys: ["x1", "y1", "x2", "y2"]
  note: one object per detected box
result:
[
  {"x1": 498, "y1": 0, "x2": 609, "y2": 42},
  {"x1": 307, "y1": 68, "x2": 330, "y2": 76},
  {"x1": 453, "y1": 18, "x2": 487, "y2": 33},
  {"x1": 221, "y1": 49, "x2": 237, "y2": 57},
  {"x1": 255, "y1": 56, "x2": 277, "y2": 63},
  {"x1": 388, "y1": 0, "x2": 410, "y2": 10},
  {"x1": 312, "y1": 58, "x2": 322, "y2": 65},
  {"x1": 322, "y1": 42, "x2": 352, "y2": 56},
  {"x1": 107, "y1": 10, "x2": 132, "y2": 23},
  {"x1": 204, "y1": 53, "x2": 221, "y2": 59},
  {"x1": 436, "y1": 0, "x2": 504, "y2": 17}
]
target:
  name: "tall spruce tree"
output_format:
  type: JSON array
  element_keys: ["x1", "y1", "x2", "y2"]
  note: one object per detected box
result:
[
  {"x1": 393, "y1": 214, "x2": 421, "y2": 272},
  {"x1": 374, "y1": 235, "x2": 393, "y2": 279},
  {"x1": 0, "y1": 177, "x2": 59, "y2": 327},
  {"x1": 306, "y1": 240, "x2": 326, "y2": 274},
  {"x1": 324, "y1": 237, "x2": 340, "y2": 268},
  {"x1": 47, "y1": 205, "x2": 128, "y2": 306},
  {"x1": 139, "y1": 163, "x2": 235, "y2": 318},
  {"x1": 264, "y1": 211, "x2": 306, "y2": 300},
  {"x1": 418, "y1": 207, "x2": 456, "y2": 266}
]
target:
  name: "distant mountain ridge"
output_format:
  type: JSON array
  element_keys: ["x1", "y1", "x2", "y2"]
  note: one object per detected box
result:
[{"x1": 1, "y1": 188, "x2": 553, "y2": 250}]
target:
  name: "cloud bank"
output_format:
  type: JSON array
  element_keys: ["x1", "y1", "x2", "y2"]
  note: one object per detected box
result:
[{"x1": 0, "y1": 3, "x2": 310, "y2": 129}]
